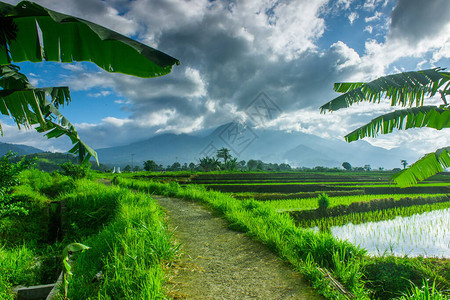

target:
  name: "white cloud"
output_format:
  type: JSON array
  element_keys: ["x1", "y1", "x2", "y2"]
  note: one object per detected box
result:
[
  {"x1": 365, "y1": 11, "x2": 382, "y2": 23},
  {"x1": 364, "y1": 25, "x2": 373, "y2": 34},
  {"x1": 348, "y1": 12, "x2": 359, "y2": 25}
]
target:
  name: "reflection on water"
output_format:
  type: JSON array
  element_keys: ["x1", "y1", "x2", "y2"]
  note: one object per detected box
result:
[{"x1": 313, "y1": 208, "x2": 449, "y2": 258}]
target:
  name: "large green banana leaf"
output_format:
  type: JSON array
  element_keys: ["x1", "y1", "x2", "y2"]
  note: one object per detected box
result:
[
  {"x1": 0, "y1": 1, "x2": 179, "y2": 77},
  {"x1": 345, "y1": 106, "x2": 450, "y2": 142},
  {"x1": 392, "y1": 147, "x2": 450, "y2": 187},
  {"x1": 320, "y1": 68, "x2": 450, "y2": 113},
  {"x1": 0, "y1": 65, "x2": 97, "y2": 163}
]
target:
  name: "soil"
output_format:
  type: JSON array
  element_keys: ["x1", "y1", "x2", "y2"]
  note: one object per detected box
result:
[{"x1": 154, "y1": 195, "x2": 323, "y2": 299}]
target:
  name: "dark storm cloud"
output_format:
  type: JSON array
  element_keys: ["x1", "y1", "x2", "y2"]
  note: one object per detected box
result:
[{"x1": 389, "y1": 0, "x2": 450, "y2": 44}]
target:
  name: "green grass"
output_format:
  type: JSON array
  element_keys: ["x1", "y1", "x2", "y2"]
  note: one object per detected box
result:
[{"x1": 62, "y1": 180, "x2": 178, "y2": 299}]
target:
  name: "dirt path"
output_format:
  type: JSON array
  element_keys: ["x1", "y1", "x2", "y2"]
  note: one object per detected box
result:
[{"x1": 154, "y1": 195, "x2": 323, "y2": 299}]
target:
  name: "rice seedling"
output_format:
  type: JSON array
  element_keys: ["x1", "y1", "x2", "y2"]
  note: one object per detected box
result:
[
  {"x1": 324, "y1": 208, "x2": 449, "y2": 258},
  {"x1": 266, "y1": 194, "x2": 448, "y2": 212}
]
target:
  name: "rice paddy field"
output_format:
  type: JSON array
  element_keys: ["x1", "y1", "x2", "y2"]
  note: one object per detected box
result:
[
  {"x1": 134, "y1": 170, "x2": 450, "y2": 259},
  {"x1": 120, "y1": 170, "x2": 450, "y2": 299}
]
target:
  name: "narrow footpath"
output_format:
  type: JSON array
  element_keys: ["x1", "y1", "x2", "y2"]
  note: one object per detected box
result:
[{"x1": 154, "y1": 195, "x2": 323, "y2": 300}]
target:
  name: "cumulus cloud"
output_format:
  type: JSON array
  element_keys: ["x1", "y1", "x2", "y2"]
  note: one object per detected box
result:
[{"x1": 2, "y1": 0, "x2": 449, "y2": 157}]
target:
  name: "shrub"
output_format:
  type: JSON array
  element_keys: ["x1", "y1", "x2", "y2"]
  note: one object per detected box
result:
[
  {"x1": 0, "y1": 152, "x2": 34, "y2": 217},
  {"x1": 60, "y1": 162, "x2": 91, "y2": 180},
  {"x1": 318, "y1": 193, "x2": 330, "y2": 211}
]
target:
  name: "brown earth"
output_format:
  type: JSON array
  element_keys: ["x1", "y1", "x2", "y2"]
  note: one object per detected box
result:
[{"x1": 154, "y1": 195, "x2": 323, "y2": 300}]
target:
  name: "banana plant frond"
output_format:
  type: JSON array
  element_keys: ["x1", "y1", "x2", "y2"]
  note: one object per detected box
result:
[
  {"x1": 392, "y1": 147, "x2": 450, "y2": 187},
  {"x1": 321, "y1": 68, "x2": 450, "y2": 113},
  {"x1": 0, "y1": 1, "x2": 179, "y2": 78},
  {"x1": 345, "y1": 106, "x2": 450, "y2": 142},
  {"x1": 0, "y1": 86, "x2": 70, "y2": 132}
]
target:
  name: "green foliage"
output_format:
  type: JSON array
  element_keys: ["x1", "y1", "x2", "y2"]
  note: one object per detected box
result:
[
  {"x1": 363, "y1": 257, "x2": 431, "y2": 300},
  {"x1": 64, "y1": 181, "x2": 177, "y2": 299},
  {"x1": 0, "y1": 151, "x2": 33, "y2": 217},
  {"x1": 318, "y1": 193, "x2": 330, "y2": 211},
  {"x1": 20, "y1": 168, "x2": 75, "y2": 198},
  {"x1": 0, "y1": 185, "x2": 51, "y2": 246},
  {"x1": 0, "y1": 245, "x2": 38, "y2": 292},
  {"x1": 342, "y1": 162, "x2": 352, "y2": 170},
  {"x1": 321, "y1": 68, "x2": 450, "y2": 187},
  {"x1": 60, "y1": 162, "x2": 91, "y2": 180},
  {"x1": 143, "y1": 160, "x2": 159, "y2": 171},
  {"x1": 0, "y1": 1, "x2": 179, "y2": 77},
  {"x1": 397, "y1": 280, "x2": 449, "y2": 300}
]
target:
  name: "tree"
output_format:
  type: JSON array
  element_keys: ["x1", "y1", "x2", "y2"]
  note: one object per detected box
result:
[
  {"x1": 401, "y1": 160, "x2": 408, "y2": 169},
  {"x1": 246, "y1": 159, "x2": 258, "y2": 171},
  {"x1": 0, "y1": 1, "x2": 179, "y2": 163},
  {"x1": 170, "y1": 162, "x2": 181, "y2": 171},
  {"x1": 216, "y1": 148, "x2": 232, "y2": 166},
  {"x1": 321, "y1": 68, "x2": 450, "y2": 187},
  {"x1": 342, "y1": 162, "x2": 352, "y2": 171},
  {"x1": 364, "y1": 164, "x2": 371, "y2": 171},
  {"x1": 143, "y1": 160, "x2": 158, "y2": 172},
  {"x1": 123, "y1": 165, "x2": 131, "y2": 172},
  {"x1": 199, "y1": 156, "x2": 220, "y2": 172}
]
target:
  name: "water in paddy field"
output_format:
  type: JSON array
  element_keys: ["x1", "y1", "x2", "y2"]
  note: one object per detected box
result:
[{"x1": 324, "y1": 208, "x2": 449, "y2": 258}]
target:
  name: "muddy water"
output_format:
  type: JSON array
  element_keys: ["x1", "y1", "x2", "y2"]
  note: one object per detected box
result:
[{"x1": 155, "y1": 196, "x2": 322, "y2": 300}]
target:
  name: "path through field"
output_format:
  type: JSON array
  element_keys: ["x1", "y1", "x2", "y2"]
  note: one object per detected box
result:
[{"x1": 154, "y1": 195, "x2": 322, "y2": 299}]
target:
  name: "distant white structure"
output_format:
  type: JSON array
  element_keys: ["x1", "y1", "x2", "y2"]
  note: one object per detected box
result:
[{"x1": 112, "y1": 167, "x2": 121, "y2": 174}]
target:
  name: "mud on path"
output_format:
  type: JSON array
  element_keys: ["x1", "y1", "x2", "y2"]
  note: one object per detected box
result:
[{"x1": 154, "y1": 195, "x2": 323, "y2": 300}]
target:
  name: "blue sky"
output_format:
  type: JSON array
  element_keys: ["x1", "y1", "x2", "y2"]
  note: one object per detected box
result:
[{"x1": 1, "y1": 0, "x2": 449, "y2": 160}]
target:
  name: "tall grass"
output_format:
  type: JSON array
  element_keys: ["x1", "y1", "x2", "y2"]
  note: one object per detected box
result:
[{"x1": 63, "y1": 180, "x2": 178, "y2": 299}]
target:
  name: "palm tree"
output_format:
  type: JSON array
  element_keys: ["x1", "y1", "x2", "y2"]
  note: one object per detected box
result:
[
  {"x1": 0, "y1": 1, "x2": 179, "y2": 163},
  {"x1": 321, "y1": 68, "x2": 449, "y2": 187},
  {"x1": 401, "y1": 160, "x2": 408, "y2": 169},
  {"x1": 216, "y1": 147, "x2": 232, "y2": 166}
]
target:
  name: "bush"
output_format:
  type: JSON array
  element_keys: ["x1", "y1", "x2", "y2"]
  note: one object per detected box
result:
[
  {"x1": 0, "y1": 152, "x2": 34, "y2": 217},
  {"x1": 318, "y1": 193, "x2": 330, "y2": 211},
  {"x1": 60, "y1": 162, "x2": 91, "y2": 180}
]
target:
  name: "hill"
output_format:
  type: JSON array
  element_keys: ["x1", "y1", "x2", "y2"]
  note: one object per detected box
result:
[{"x1": 96, "y1": 122, "x2": 416, "y2": 169}]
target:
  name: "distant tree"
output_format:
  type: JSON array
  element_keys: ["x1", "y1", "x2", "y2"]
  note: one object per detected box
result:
[
  {"x1": 225, "y1": 158, "x2": 238, "y2": 171},
  {"x1": 123, "y1": 165, "x2": 131, "y2": 172},
  {"x1": 133, "y1": 166, "x2": 141, "y2": 172},
  {"x1": 342, "y1": 162, "x2": 352, "y2": 171},
  {"x1": 364, "y1": 164, "x2": 371, "y2": 171},
  {"x1": 238, "y1": 160, "x2": 246, "y2": 170},
  {"x1": 143, "y1": 160, "x2": 158, "y2": 171},
  {"x1": 216, "y1": 148, "x2": 232, "y2": 165},
  {"x1": 378, "y1": 167, "x2": 384, "y2": 171},
  {"x1": 170, "y1": 162, "x2": 181, "y2": 171},
  {"x1": 182, "y1": 163, "x2": 188, "y2": 170},
  {"x1": 189, "y1": 162, "x2": 196, "y2": 170},
  {"x1": 401, "y1": 160, "x2": 408, "y2": 169},
  {"x1": 279, "y1": 163, "x2": 292, "y2": 171},
  {"x1": 247, "y1": 159, "x2": 258, "y2": 171},
  {"x1": 199, "y1": 156, "x2": 221, "y2": 172}
]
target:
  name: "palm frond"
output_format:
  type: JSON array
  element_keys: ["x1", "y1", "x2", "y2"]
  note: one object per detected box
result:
[
  {"x1": 0, "y1": 1, "x2": 179, "y2": 77},
  {"x1": 392, "y1": 147, "x2": 450, "y2": 187},
  {"x1": 345, "y1": 106, "x2": 450, "y2": 142},
  {"x1": 321, "y1": 68, "x2": 450, "y2": 113}
]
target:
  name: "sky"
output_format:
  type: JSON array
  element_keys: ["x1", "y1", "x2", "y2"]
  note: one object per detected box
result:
[{"x1": 1, "y1": 0, "x2": 449, "y2": 161}]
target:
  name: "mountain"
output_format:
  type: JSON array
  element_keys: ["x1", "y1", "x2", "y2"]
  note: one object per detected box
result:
[
  {"x1": 96, "y1": 122, "x2": 416, "y2": 169},
  {"x1": 0, "y1": 141, "x2": 43, "y2": 157}
]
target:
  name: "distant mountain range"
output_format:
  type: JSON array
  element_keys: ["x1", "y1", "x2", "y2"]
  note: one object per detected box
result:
[
  {"x1": 0, "y1": 141, "x2": 43, "y2": 156},
  {"x1": 96, "y1": 122, "x2": 417, "y2": 169}
]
